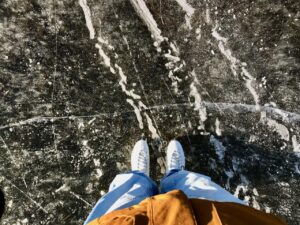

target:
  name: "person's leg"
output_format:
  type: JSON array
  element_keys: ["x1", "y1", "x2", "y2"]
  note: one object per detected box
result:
[
  {"x1": 160, "y1": 140, "x2": 246, "y2": 205},
  {"x1": 161, "y1": 169, "x2": 245, "y2": 204},
  {"x1": 84, "y1": 171, "x2": 157, "y2": 224},
  {"x1": 84, "y1": 140, "x2": 158, "y2": 224}
]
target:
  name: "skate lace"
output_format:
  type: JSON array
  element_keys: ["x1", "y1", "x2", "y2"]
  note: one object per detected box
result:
[
  {"x1": 137, "y1": 151, "x2": 145, "y2": 169},
  {"x1": 170, "y1": 151, "x2": 180, "y2": 167},
  {"x1": 170, "y1": 150, "x2": 184, "y2": 170}
]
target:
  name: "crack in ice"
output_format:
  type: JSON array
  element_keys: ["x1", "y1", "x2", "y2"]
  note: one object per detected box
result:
[
  {"x1": 212, "y1": 26, "x2": 260, "y2": 109},
  {"x1": 78, "y1": 0, "x2": 95, "y2": 39},
  {"x1": 1, "y1": 102, "x2": 299, "y2": 130}
]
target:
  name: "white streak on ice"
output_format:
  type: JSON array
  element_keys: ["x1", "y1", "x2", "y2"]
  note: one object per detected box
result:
[
  {"x1": 138, "y1": 102, "x2": 160, "y2": 139},
  {"x1": 215, "y1": 117, "x2": 222, "y2": 136},
  {"x1": 144, "y1": 113, "x2": 159, "y2": 139},
  {"x1": 95, "y1": 43, "x2": 116, "y2": 74},
  {"x1": 292, "y1": 135, "x2": 300, "y2": 157},
  {"x1": 55, "y1": 184, "x2": 70, "y2": 193},
  {"x1": 115, "y1": 64, "x2": 141, "y2": 100},
  {"x1": 98, "y1": 37, "x2": 114, "y2": 50},
  {"x1": 212, "y1": 27, "x2": 260, "y2": 108},
  {"x1": 1, "y1": 102, "x2": 299, "y2": 130},
  {"x1": 189, "y1": 70, "x2": 207, "y2": 123},
  {"x1": 164, "y1": 53, "x2": 181, "y2": 62},
  {"x1": 205, "y1": 7, "x2": 211, "y2": 24},
  {"x1": 129, "y1": 0, "x2": 164, "y2": 45},
  {"x1": 94, "y1": 20, "x2": 159, "y2": 136},
  {"x1": 242, "y1": 67, "x2": 260, "y2": 109},
  {"x1": 175, "y1": 0, "x2": 195, "y2": 17},
  {"x1": 212, "y1": 28, "x2": 228, "y2": 42},
  {"x1": 0, "y1": 135, "x2": 18, "y2": 166},
  {"x1": 170, "y1": 42, "x2": 180, "y2": 56},
  {"x1": 175, "y1": 0, "x2": 195, "y2": 29},
  {"x1": 127, "y1": 99, "x2": 144, "y2": 129},
  {"x1": 5, "y1": 177, "x2": 48, "y2": 213},
  {"x1": 130, "y1": 0, "x2": 185, "y2": 95},
  {"x1": 88, "y1": 117, "x2": 96, "y2": 125},
  {"x1": 70, "y1": 191, "x2": 92, "y2": 206},
  {"x1": 78, "y1": 0, "x2": 95, "y2": 39}
]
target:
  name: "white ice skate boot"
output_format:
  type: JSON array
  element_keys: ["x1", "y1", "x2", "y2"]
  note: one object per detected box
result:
[
  {"x1": 166, "y1": 140, "x2": 185, "y2": 173},
  {"x1": 131, "y1": 139, "x2": 150, "y2": 176}
]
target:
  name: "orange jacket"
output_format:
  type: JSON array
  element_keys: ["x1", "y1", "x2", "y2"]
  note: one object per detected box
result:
[{"x1": 87, "y1": 190, "x2": 286, "y2": 225}]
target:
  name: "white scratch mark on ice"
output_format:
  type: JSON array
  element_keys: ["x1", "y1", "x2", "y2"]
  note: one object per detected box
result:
[
  {"x1": 212, "y1": 26, "x2": 260, "y2": 108},
  {"x1": 0, "y1": 116, "x2": 51, "y2": 130},
  {"x1": 70, "y1": 191, "x2": 92, "y2": 206},
  {"x1": 242, "y1": 68, "x2": 260, "y2": 109},
  {"x1": 0, "y1": 135, "x2": 17, "y2": 166},
  {"x1": 144, "y1": 112, "x2": 159, "y2": 139},
  {"x1": 115, "y1": 64, "x2": 141, "y2": 100},
  {"x1": 205, "y1": 7, "x2": 211, "y2": 24},
  {"x1": 170, "y1": 42, "x2": 180, "y2": 56},
  {"x1": 175, "y1": 0, "x2": 195, "y2": 30},
  {"x1": 292, "y1": 135, "x2": 300, "y2": 157},
  {"x1": 88, "y1": 117, "x2": 96, "y2": 125},
  {"x1": 118, "y1": 22, "x2": 161, "y2": 139},
  {"x1": 1, "y1": 102, "x2": 299, "y2": 130},
  {"x1": 175, "y1": 0, "x2": 195, "y2": 17},
  {"x1": 212, "y1": 28, "x2": 228, "y2": 42},
  {"x1": 189, "y1": 70, "x2": 207, "y2": 125},
  {"x1": 94, "y1": 28, "x2": 160, "y2": 136},
  {"x1": 78, "y1": 0, "x2": 95, "y2": 39},
  {"x1": 130, "y1": 0, "x2": 186, "y2": 94},
  {"x1": 98, "y1": 37, "x2": 114, "y2": 50},
  {"x1": 260, "y1": 112, "x2": 290, "y2": 141},
  {"x1": 5, "y1": 177, "x2": 48, "y2": 214},
  {"x1": 129, "y1": 0, "x2": 164, "y2": 45},
  {"x1": 55, "y1": 184, "x2": 70, "y2": 193},
  {"x1": 95, "y1": 43, "x2": 116, "y2": 74},
  {"x1": 127, "y1": 99, "x2": 144, "y2": 129},
  {"x1": 210, "y1": 135, "x2": 225, "y2": 162},
  {"x1": 215, "y1": 118, "x2": 222, "y2": 136},
  {"x1": 164, "y1": 53, "x2": 181, "y2": 62}
]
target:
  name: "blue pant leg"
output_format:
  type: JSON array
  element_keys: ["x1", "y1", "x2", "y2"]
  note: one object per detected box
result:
[
  {"x1": 160, "y1": 170, "x2": 246, "y2": 205},
  {"x1": 84, "y1": 171, "x2": 158, "y2": 225}
]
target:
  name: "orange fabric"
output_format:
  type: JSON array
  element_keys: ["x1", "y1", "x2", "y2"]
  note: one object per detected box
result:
[{"x1": 87, "y1": 190, "x2": 287, "y2": 225}]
